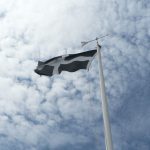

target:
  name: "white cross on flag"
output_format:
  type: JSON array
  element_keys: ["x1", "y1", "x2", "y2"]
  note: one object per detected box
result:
[{"x1": 34, "y1": 49, "x2": 97, "y2": 77}]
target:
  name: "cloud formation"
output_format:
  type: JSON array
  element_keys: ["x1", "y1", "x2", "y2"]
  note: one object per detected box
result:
[{"x1": 0, "y1": 0, "x2": 150, "y2": 149}]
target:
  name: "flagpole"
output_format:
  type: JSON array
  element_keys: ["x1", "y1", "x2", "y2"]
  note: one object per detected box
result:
[{"x1": 96, "y1": 40, "x2": 113, "y2": 150}]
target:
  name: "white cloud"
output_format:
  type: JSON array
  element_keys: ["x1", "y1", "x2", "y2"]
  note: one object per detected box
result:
[{"x1": 0, "y1": 0, "x2": 149, "y2": 149}]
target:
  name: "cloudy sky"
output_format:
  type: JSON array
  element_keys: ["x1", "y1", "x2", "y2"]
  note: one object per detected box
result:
[{"x1": 0, "y1": 0, "x2": 150, "y2": 150}]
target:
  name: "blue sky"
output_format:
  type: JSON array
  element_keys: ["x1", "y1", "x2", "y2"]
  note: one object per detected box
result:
[{"x1": 0, "y1": 0, "x2": 150, "y2": 150}]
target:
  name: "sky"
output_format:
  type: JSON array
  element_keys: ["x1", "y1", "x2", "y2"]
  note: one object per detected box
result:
[{"x1": 0, "y1": 0, "x2": 150, "y2": 150}]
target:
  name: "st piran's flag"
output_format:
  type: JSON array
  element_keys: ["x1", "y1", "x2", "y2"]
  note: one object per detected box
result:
[{"x1": 34, "y1": 49, "x2": 97, "y2": 76}]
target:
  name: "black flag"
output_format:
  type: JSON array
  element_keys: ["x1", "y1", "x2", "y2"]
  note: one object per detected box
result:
[{"x1": 34, "y1": 50, "x2": 97, "y2": 76}]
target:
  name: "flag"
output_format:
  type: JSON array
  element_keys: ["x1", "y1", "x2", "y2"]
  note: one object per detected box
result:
[{"x1": 34, "y1": 49, "x2": 97, "y2": 76}]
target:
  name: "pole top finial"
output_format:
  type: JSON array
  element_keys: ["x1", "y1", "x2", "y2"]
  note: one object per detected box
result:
[
  {"x1": 96, "y1": 37, "x2": 99, "y2": 40},
  {"x1": 96, "y1": 39, "x2": 101, "y2": 48},
  {"x1": 81, "y1": 34, "x2": 110, "y2": 47}
]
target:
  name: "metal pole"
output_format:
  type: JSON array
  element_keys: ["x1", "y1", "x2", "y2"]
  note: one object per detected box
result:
[{"x1": 97, "y1": 41, "x2": 113, "y2": 150}]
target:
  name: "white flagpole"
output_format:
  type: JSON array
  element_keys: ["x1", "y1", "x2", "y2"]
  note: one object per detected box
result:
[{"x1": 96, "y1": 40, "x2": 113, "y2": 150}]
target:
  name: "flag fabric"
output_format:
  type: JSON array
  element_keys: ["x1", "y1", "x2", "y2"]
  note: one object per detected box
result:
[{"x1": 34, "y1": 49, "x2": 97, "y2": 76}]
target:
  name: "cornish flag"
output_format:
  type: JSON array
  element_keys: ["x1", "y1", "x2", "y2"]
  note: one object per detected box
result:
[{"x1": 34, "y1": 49, "x2": 97, "y2": 76}]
